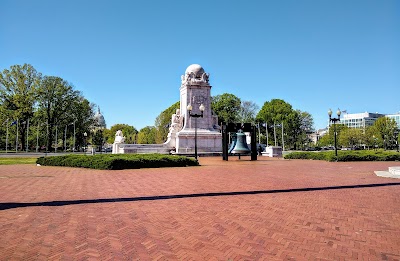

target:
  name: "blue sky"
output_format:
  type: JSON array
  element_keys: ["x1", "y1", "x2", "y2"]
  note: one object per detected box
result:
[{"x1": 1, "y1": 0, "x2": 399, "y2": 131}]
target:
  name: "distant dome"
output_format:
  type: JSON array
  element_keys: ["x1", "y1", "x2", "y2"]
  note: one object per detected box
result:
[
  {"x1": 185, "y1": 64, "x2": 205, "y2": 78},
  {"x1": 94, "y1": 106, "x2": 106, "y2": 128}
]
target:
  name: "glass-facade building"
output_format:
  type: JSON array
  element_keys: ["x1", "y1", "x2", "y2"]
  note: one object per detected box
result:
[
  {"x1": 339, "y1": 112, "x2": 385, "y2": 129},
  {"x1": 386, "y1": 113, "x2": 400, "y2": 129}
]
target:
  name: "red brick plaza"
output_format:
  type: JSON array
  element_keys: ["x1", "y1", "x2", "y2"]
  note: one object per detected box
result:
[{"x1": 1, "y1": 157, "x2": 400, "y2": 260}]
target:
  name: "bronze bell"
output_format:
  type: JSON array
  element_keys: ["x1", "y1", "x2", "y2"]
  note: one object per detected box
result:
[
  {"x1": 228, "y1": 133, "x2": 237, "y2": 153},
  {"x1": 230, "y1": 131, "x2": 251, "y2": 154}
]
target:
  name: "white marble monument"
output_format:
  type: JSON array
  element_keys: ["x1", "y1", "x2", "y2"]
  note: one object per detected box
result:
[
  {"x1": 171, "y1": 64, "x2": 222, "y2": 154},
  {"x1": 112, "y1": 64, "x2": 222, "y2": 155}
]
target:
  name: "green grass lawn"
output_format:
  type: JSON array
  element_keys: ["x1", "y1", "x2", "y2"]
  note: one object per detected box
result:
[{"x1": 0, "y1": 157, "x2": 38, "y2": 165}]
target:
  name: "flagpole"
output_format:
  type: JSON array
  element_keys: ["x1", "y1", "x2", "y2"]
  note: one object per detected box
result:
[
  {"x1": 266, "y1": 122, "x2": 268, "y2": 147},
  {"x1": 258, "y1": 123, "x2": 261, "y2": 144},
  {"x1": 281, "y1": 122, "x2": 285, "y2": 151},
  {"x1": 16, "y1": 119, "x2": 18, "y2": 153},
  {"x1": 36, "y1": 122, "x2": 39, "y2": 153},
  {"x1": 6, "y1": 119, "x2": 8, "y2": 153},
  {"x1": 73, "y1": 121, "x2": 76, "y2": 153},
  {"x1": 26, "y1": 118, "x2": 29, "y2": 152},
  {"x1": 64, "y1": 125, "x2": 67, "y2": 152},
  {"x1": 46, "y1": 120, "x2": 49, "y2": 156},
  {"x1": 55, "y1": 125, "x2": 58, "y2": 153},
  {"x1": 273, "y1": 122, "x2": 277, "y2": 146}
]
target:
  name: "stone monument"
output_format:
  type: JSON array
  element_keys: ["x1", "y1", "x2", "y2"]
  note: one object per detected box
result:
[
  {"x1": 112, "y1": 64, "x2": 222, "y2": 155},
  {"x1": 112, "y1": 130, "x2": 125, "y2": 154},
  {"x1": 171, "y1": 64, "x2": 222, "y2": 154}
]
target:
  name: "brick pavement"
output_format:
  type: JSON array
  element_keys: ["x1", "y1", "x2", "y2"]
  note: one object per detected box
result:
[{"x1": 1, "y1": 157, "x2": 400, "y2": 260}]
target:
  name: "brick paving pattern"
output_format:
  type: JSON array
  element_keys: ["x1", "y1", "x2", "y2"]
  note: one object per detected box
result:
[{"x1": 1, "y1": 157, "x2": 400, "y2": 260}]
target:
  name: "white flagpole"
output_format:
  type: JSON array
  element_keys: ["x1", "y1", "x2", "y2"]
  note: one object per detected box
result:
[
  {"x1": 36, "y1": 122, "x2": 39, "y2": 152},
  {"x1": 73, "y1": 121, "x2": 76, "y2": 152},
  {"x1": 26, "y1": 118, "x2": 29, "y2": 152},
  {"x1": 46, "y1": 120, "x2": 49, "y2": 155},
  {"x1": 6, "y1": 119, "x2": 8, "y2": 153},
  {"x1": 16, "y1": 119, "x2": 18, "y2": 153},
  {"x1": 281, "y1": 122, "x2": 285, "y2": 151},
  {"x1": 258, "y1": 123, "x2": 261, "y2": 144},
  {"x1": 273, "y1": 122, "x2": 277, "y2": 146},
  {"x1": 64, "y1": 125, "x2": 67, "y2": 152},
  {"x1": 55, "y1": 125, "x2": 58, "y2": 153},
  {"x1": 266, "y1": 122, "x2": 268, "y2": 147}
]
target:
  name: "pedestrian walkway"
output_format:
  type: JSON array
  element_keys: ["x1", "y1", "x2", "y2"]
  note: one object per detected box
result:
[{"x1": 1, "y1": 157, "x2": 399, "y2": 260}]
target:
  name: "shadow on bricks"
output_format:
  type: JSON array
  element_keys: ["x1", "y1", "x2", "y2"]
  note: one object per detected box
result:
[{"x1": 2, "y1": 182, "x2": 399, "y2": 211}]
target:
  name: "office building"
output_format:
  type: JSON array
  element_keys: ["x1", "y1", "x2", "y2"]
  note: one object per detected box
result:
[{"x1": 339, "y1": 112, "x2": 385, "y2": 129}]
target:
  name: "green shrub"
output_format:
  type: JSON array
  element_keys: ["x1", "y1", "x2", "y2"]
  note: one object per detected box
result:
[
  {"x1": 284, "y1": 150, "x2": 400, "y2": 162},
  {"x1": 36, "y1": 154, "x2": 199, "y2": 170}
]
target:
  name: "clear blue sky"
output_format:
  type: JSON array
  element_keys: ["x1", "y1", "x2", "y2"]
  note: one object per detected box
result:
[{"x1": 1, "y1": 0, "x2": 399, "y2": 131}]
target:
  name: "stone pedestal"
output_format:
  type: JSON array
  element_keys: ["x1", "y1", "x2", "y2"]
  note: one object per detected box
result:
[
  {"x1": 175, "y1": 129, "x2": 222, "y2": 153},
  {"x1": 261, "y1": 146, "x2": 282, "y2": 157}
]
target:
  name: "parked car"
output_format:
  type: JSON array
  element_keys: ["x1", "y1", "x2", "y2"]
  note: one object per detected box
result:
[{"x1": 102, "y1": 147, "x2": 112, "y2": 153}]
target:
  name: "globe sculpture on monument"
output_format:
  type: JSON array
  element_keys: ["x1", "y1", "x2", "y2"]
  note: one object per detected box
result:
[{"x1": 112, "y1": 64, "x2": 221, "y2": 154}]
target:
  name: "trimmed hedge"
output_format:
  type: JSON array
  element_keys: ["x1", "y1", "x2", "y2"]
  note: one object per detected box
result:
[
  {"x1": 36, "y1": 154, "x2": 199, "y2": 170},
  {"x1": 284, "y1": 150, "x2": 400, "y2": 162}
]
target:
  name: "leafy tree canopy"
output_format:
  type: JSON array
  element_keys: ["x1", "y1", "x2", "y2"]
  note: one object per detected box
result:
[
  {"x1": 237, "y1": 100, "x2": 259, "y2": 124},
  {"x1": 0, "y1": 64, "x2": 41, "y2": 149},
  {"x1": 0, "y1": 64, "x2": 94, "y2": 151},
  {"x1": 106, "y1": 123, "x2": 138, "y2": 144},
  {"x1": 154, "y1": 101, "x2": 180, "y2": 144},
  {"x1": 137, "y1": 126, "x2": 157, "y2": 144},
  {"x1": 211, "y1": 93, "x2": 241, "y2": 124},
  {"x1": 256, "y1": 99, "x2": 294, "y2": 124},
  {"x1": 374, "y1": 117, "x2": 398, "y2": 149}
]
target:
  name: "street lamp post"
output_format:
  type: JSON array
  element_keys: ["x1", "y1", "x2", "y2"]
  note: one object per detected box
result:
[
  {"x1": 328, "y1": 108, "x2": 341, "y2": 158},
  {"x1": 187, "y1": 103, "x2": 205, "y2": 160}
]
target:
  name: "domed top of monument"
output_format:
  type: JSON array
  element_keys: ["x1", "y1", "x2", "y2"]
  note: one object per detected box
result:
[
  {"x1": 181, "y1": 64, "x2": 209, "y2": 85},
  {"x1": 185, "y1": 64, "x2": 205, "y2": 78},
  {"x1": 94, "y1": 106, "x2": 106, "y2": 128}
]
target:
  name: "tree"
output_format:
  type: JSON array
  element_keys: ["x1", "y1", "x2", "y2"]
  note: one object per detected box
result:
[
  {"x1": 374, "y1": 117, "x2": 398, "y2": 150},
  {"x1": 317, "y1": 124, "x2": 347, "y2": 148},
  {"x1": 256, "y1": 99, "x2": 308, "y2": 149},
  {"x1": 137, "y1": 126, "x2": 157, "y2": 144},
  {"x1": 92, "y1": 128, "x2": 104, "y2": 151},
  {"x1": 72, "y1": 98, "x2": 95, "y2": 149},
  {"x1": 237, "y1": 100, "x2": 259, "y2": 124},
  {"x1": 256, "y1": 99, "x2": 294, "y2": 124},
  {"x1": 154, "y1": 101, "x2": 180, "y2": 143},
  {"x1": 288, "y1": 110, "x2": 314, "y2": 149},
  {"x1": 316, "y1": 132, "x2": 331, "y2": 147},
  {"x1": 106, "y1": 124, "x2": 138, "y2": 144},
  {"x1": 364, "y1": 126, "x2": 380, "y2": 149},
  {"x1": 0, "y1": 64, "x2": 41, "y2": 150},
  {"x1": 36, "y1": 76, "x2": 83, "y2": 151},
  {"x1": 211, "y1": 93, "x2": 241, "y2": 124},
  {"x1": 339, "y1": 128, "x2": 363, "y2": 148}
]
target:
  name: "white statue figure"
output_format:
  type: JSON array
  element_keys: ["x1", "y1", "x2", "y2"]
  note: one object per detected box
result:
[
  {"x1": 182, "y1": 73, "x2": 190, "y2": 84},
  {"x1": 201, "y1": 72, "x2": 209, "y2": 83},
  {"x1": 114, "y1": 130, "x2": 125, "y2": 143},
  {"x1": 170, "y1": 109, "x2": 184, "y2": 132}
]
